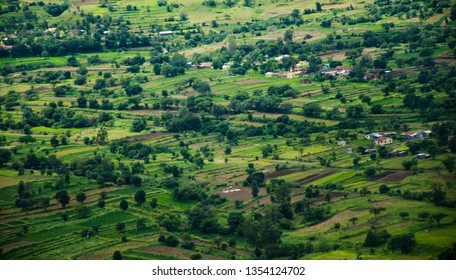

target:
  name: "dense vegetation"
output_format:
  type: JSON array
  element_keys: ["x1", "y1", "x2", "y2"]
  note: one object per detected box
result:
[{"x1": 0, "y1": 0, "x2": 455, "y2": 260}]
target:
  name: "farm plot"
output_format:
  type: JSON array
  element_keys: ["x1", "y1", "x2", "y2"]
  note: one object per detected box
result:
[{"x1": 139, "y1": 245, "x2": 224, "y2": 260}]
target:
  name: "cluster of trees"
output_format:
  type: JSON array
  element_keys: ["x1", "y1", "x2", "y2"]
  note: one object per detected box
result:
[{"x1": 70, "y1": 154, "x2": 142, "y2": 187}]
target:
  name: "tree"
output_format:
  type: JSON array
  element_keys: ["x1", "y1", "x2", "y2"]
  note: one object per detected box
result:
[
  {"x1": 243, "y1": 0, "x2": 255, "y2": 7},
  {"x1": 136, "y1": 218, "x2": 146, "y2": 230},
  {"x1": 432, "y1": 213, "x2": 447, "y2": 226},
  {"x1": 116, "y1": 222, "x2": 126, "y2": 232},
  {"x1": 76, "y1": 192, "x2": 87, "y2": 203},
  {"x1": 364, "y1": 167, "x2": 376, "y2": 177},
  {"x1": 402, "y1": 159, "x2": 417, "y2": 170},
  {"x1": 179, "y1": 12, "x2": 188, "y2": 21},
  {"x1": 0, "y1": 149, "x2": 12, "y2": 166},
  {"x1": 150, "y1": 198, "x2": 158, "y2": 209},
  {"x1": 418, "y1": 212, "x2": 430, "y2": 221},
  {"x1": 165, "y1": 235, "x2": 179, "y2": 247},
  {"x1": 227, "y1": 211, "x2": 244, "y2": 234},
  {"x1": 364, "y1": 229, "x2": 391, "y2": 247},
  {"x1": 119, "y1": 199, "x2": 128, "y2": 211},
  {"x1": 346, "y1": 105, "x2": 365, "y2": 119},
  {"x1": 243, "y1": 217, "x2": 282, "y2": 248},
  {"x1": 442, "y1": 156, "x2": 456, "y2": 173},
  {"x1": 388, "y1": 233, "x2": 416, "y2": 254},
  {"x1": 369, "y1": 207, "x2": 385, "y2": 216},
  {"x1": 98, "y1": 199, "x2": 105, "y2": 209},
  {"x1": 55, "y1": 190, "x2": 70, "y2": 208},
  {"x1": 159, "y1": 213, "x2": 181, "y2": 231},
  {"x1": 324, "y1": 193, "x2": 331, "y2": 204},
  {"x1": 399, "y1": 212, "x2": 409, "y2": 220},
  {"x1": 349, "y1": 217, "x2": 358, "y2": 225},
  {"x1": 67, "y1": 56, "x2": 79, "y2": 67},
  {"x1": 134, "y1": 190, "x2": 146, "y2": 205},
  {"x1": 113, "y1": 251, "x2": 122, "y2": 260},
  {"x1": 430, "y1": 184, "x2": 446, "y2": 205},
  {"x1": 50, "y1": 136, "x2": 59, "y2": 148},
  {"x1": 125, "y1": 84, "x2": 143, "y2": 96},
  {"x1": 130, "y1": 118, "x2": 146, "y2": 132},
  {"x1": 75, "y1": 205, "x2": 91, "y2": 219},
  {"x1": 379, "y1": 184, "x2": 390, "y2": 194},
  {"x1": 93, "y1": 78, "x2": 107, "y2": 91},
  {"x1": 284, "y1": 29, "x2": 293, "y2": 43},
  {"x1": 316, "y1": 2, "x2": 322, "y2": 12}
]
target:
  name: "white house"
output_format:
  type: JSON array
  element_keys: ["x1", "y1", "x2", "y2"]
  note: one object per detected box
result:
[
  {"x1": 375, "y1": 136, "x2": 393, "y2": 146},
  {"x1": 159, "y1": 31, "x2": 173, "y2": 36}
]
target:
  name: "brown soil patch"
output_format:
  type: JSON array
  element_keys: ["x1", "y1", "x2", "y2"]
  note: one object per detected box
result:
[
  {"x1": 140, "y1": 245, "x2": 224, "y2": 260},
  {"x1": 212, "y1": 186, "x2": 267, "y2": 202},
  {"x1": 257, "y1": 30, "x2": 323, "y2": 42},
  {"x1": 294, "y1": 169, "x2": 338, "y2": 185},
  {"x1": 0, "y1": 241, "x2": 33, "y2": 253},
  {"x1": 295, "y1": 210, "x2": 367, "y2": 232},
  {"x1": 371, "y1": 200, "x2": 393, "y2": 207},
  {"x1": 230, "y1": 120, "x2": 264, "y2": 127},
  {"x1": 319, "y1": 51, "x2": 346, "y2": 61},
  {"x1": 127, "y1": 109, "x2": 169, "y2": 115},
  {"x1": 265, "y1": 168, "x2": 300, "y2": 180},
  {"x1": 369, "y1": 171, "x2": 395, "y2": 181},
  {"x1": 116, "y1": 132, "x2": 169, "y2": 143},
  {"x1": 383, "y1": 171, "x2": 412, "y2": 182},
  {"x1": 235, "y1": 79, "x2": 268, "y2": 85},
  {"x1": 73, "y1": 1, "x2": 98, "y2": 5},
  {"x1": 244, "y1": 195, "x2": 271, "y2": 210}
]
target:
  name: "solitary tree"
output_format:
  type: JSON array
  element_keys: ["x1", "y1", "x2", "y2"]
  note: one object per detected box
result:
[
  {"x1": 349, "y1": 217, "x2": 359, "y2": 225},
  {"x1": 134, "y1": 190, "x2": 146, "y2": 206},
  {"x1": 388, "y1": 233, "x2": 416, "y2": 254},
  {"x1": 324, "y1": 193, "x2": 331, "y2": 204},
  {"x1": 150, "y1": 198, "x2": 158, "y2": 209},
  {"x1": 432, "y1": 213, "x2": 447, "y2": 226},
  {"x1": 119, "y1": 199, "x2": 129, "y2": 211},
  {"x1": 55, "y1": 191, "x2": 70, "y2": 208},
  {"x1": 112, "y1": 251, "x2": 122, "y2": 260},
  {"x1": 369, "y1": 207, "x2": 386, "y2": 216},
  {"x1": 399, "y1": 212, "x2": 409, "y2": 220},
  {"x1": 76, "y1": 192, "x2": 87, "y2": 204}
]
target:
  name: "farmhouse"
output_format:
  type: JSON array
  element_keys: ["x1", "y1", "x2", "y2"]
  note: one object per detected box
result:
[
  {"x1": 401, "y1": 130, "x2": 432, "y2": 140},
  {"x1": 159, "y1": 31, "x2": 173, "y2": 37},
  {"x1": 415, "y1": 153, "x2": 431, "y2": 159},
  {"x1": 334, "y1": 66, "x2": 352, "y2": 77},
  {"x1": 363, "y1": 148, "x2": 377, "y2": 154},
  {"x1": 194, "y1": 62, "x2": 212, "y2": 69},
  {"x1": 337, "y1": 141, "x2": 347, "y2": 146},
  {"x1": 375, "y1": 136, "x2": 393, "y2": 146},
  {"x1": 365, "y1": 132, "x2": 382, "y2": 140}
]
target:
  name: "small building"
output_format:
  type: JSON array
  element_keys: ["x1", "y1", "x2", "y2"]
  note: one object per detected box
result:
[
  {"x1": 365, "y1": 133, "x2": 382, "y2": 140},
  {"x1": 386, "y1": 150, "x2": 399, "y2": 158},
  {"x1": 363, "y1": 148, "x2": 377, "y2": 154},
  {"x1": 337, "y1": 141, "x2": 347, "y2": 146},
  {"x1": 194, "y1": 62, "x2": 212, "y2": 69},
  {"x1": 265, "y1": 72, "x2": 274, "y2": 78},
  {"x1": 159, "y1": 31, "x2": 173, "y2": 37},
  {"x1": 335, "y1": 66, "x2": 352, "y2": 77},
  {"x1": 382, "y1": 131, "x2": 397, "y2": 136},
  {"x1": 415, "y1": 153, "x2": 431, "y2": 159},
  {"x1": 299, "y1": 79, "x2": 312, "y2": 84},
  {"x1": 375, "y1": 136, "x2": 393, "y2": 146},
  {"x1": 346, "y1": 148, "x2": 353, "y2": 153},
  {"x1": 294, "y1": 61, "x2": 309, "y2": 72},
  {"x1": 422, "y1": 130, "x2": 432, "y2": 137}
]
